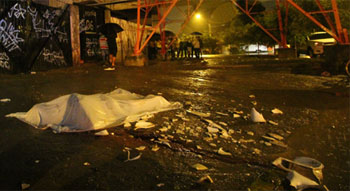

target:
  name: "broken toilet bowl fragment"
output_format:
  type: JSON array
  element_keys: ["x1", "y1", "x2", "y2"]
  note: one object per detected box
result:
[
  {"x1": 134, "y1": 121, "x2": 155, "y2": 130},
  {"x1": 251, "y1": 108, "x2": 266, "y2": 123},
  {"x1": 272, "y1": 157, "x2": 328, "y2": 191}
]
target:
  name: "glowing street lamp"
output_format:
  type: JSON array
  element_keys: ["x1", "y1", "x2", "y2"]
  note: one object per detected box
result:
[{"x1": 195, "y1": 13, "x2": 201, "y2": 19}]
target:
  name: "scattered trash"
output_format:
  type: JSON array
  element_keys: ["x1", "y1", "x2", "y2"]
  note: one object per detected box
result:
[
  {"x1": 157, "y1": 183, "x2": 165, "y2": 187},
  {"x1": 21, "y1": 183, "x2": 30, "y2": 190},
  {"x1": 209, "y1": 143, "x2": 217, "y2": 147},
  {"x1": 30, "y1": 71, "x2": 36, "y2": 75},
  {"x1": 159, "y1": 127, "x2": 168, "y2": 132},
  {"x1": 207, "y1": 126, "x2": 219, "y2": 133},
  {"x1": 267, "y1": 133, "x2": 283, "y2": 141},
  {"x1": 94, "y1": 130, "x2": 109, "y2": 136},
  {"x1": 157, "y1": 92, "x2": 163, "y2": 96},
  {"x1": 134, "y1": 121, "x2": 155, "y2": 130},
  {"x1": 249, "y1": 95, "x2": 256, "y2": 98},
  {"x1": 233, "y1": 114, "x2": 241, "y2": 118},
  {"x1": 321, "y1": 71, "x2": 331, "y2": 77},
  {"x1": 216, "y1": 112, "x2": 229, "y2": 116},
  {"x1": 124, "y1": 151, "x2": 142, "y2": 162},
  {"x1": 151, "y1": 145, "x2": 160, "y2": 152},
  {"x1": 35, "y1": 160, "x2": 40, "y2": 164},
  {"x1": 192, "y1": 163, "x2": 208, "y2": 171},
  {"x1": 104, "y1": 67, "x2": 115, "y2": 71},
  {"x1": 197, "y1": 175, "x2": 214, "y2": 184},
  {"x1": 83, "y1": 162, "x2": 90, "y2": 166},
  {"x1": 185, "y1": 101, "x2": 192, "y2": 106},
  {"x1": 187, "y1": 110, "x2": 210, "y2": 118},
  {"x1": 271, "y1": 108, "x2": 283, "y2": 114},
  {"x1": 141, "y1": 114, "x2": 154, "y2": 121},
  {"x1": 0, "y1": 98, "x2": 11, "y2": 102},
  {"x1": 247, "y1": 131, "x2": 254, "y2": 136},
  {"x1": 218, "y1": 122, "x2": 227, "y2": 126},
  {"x1": 268, "y1": 120, "x2": 279, "y2": 126},
  {"x1": 135, "y1": 146, "x2": 146, "y2": 151},
  {"x1": 272, "y1": 157, "x2": 328, "y2": 191},
  {"x1": 251, "y1": 108, "x2": 266, "y2": 123},
  {"x1": 252, "y1": 148, "x2": 261, "y2": 155},
  {"x1": 251, "y1": 101, "x2": 257, "y2": 106},
  {"x1": 218, "y1": 147, "x2": 232, "y2": 156}
]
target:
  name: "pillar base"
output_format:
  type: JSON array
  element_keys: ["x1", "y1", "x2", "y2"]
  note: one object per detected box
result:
[{"x1": 124, "y1": 55, "x2": 146, "y2": 67}]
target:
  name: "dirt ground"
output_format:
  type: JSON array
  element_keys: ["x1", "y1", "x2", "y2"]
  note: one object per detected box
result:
[{"x1": 0, "y1": 55, "x2": 349, "y2": 190}]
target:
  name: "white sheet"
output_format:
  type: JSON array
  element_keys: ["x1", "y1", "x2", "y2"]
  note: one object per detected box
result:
[{"x1": 6, "y1": 88, "x2": 182, "y2": 133}]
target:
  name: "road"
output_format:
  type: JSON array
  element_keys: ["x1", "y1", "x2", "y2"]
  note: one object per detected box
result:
[{"x1": 0, "y1": 55, "x2": 349, "y2": 190}]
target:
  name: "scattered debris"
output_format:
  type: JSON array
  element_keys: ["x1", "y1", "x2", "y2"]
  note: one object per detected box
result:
[
  {"x1": 251, "y1": 108, "x2": 266, "y2": 123},
  {"x1": 268, "y1": 120, "x2": 279, "y2": 126},
  {"x1": 267, "y1": 133, "x2": 284, "y2": 141},
  {"x1": 151, "y1": 145, "x2": 160, "y2": 152},
  {"x1": 271, "y1": 108, "x2": 283, "y2": 114},
  {"x1": 207, "y1": 126, "x2": 219, "y2": 133},
  {"x1": 34, "y1": 160, "x2": 40, "y2": 164},
  {"x1": 249, "y1": 95, "x2": 256, "y2": 98},
  {"x1": 0, "y1": 98, "x2": 11, "y2": 102},
  {"x1": 30, "y1": 71, "x2": 36, "y2": 75},
  {"x1": 218, "y1": 147, "x2": 232, "y2": 156},
  {"x1": 159, "y1": 127, "x2": 168, "y2": 132},
  {"x1": 247, "y1": 131, "x2": 254, "y2": 136},
  {"x1": 233, "y1": 114, "x2": 241, "y2": 118},
  {"x1": 192, "y1": 163, "x2": 208, "y2": 171},
  {"x1": 209, "y1": 143, "x2": 217, "y2": 147},
  {"x1": 252, "y1": 148, "x2": 261, "y2": 155},
  {"x1": 185, "y1": 101, "x2": 192, "y2": 106},
  {"x1": 83, "y1": 162, "x2": 90, "y2": 166},
  {"x1": 124, "y1": 151, "x2": 142, "y2": 162},
  {"x1": 218, "y1": 122, "x2": 228, "y2": 126},
  {"x1": 135, "y1": 146, "x2": 146, "y2": 151},
  {"x1": 104, "y1": 67, "x2": 115, "y2": 71},
  {"x1": 94, "y1": 130, "x2": 109, "y2": 136},
  {"x1": 251, "y1": 101, "x2": 257, "y2": 106},
  {"x1": 21, "y1": 183, "x2": 30, "y2": 190},
  {"x1": 197, "y1": 175, "x2": 214, "y2": 184},
  {"x1": 272, "y1": 157, "x2": 328, "y2": 191},
  {"x1": 134, "y1": 121, "x2": 155, "y2": 130},
  {"x1": 187, "y1": 110, "x2": 211, "y2": 118},
  {"x1": 216, "y1": 112, "x2": 229, "y2": 116},
  {"x1": 157, "y1": 183, "x2": 165, "y2": 187}
]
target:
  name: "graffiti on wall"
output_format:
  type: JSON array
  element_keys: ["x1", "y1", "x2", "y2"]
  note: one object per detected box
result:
[
  {"x1": 0, "y1": 0, "x2": 71, "y2": 72},
  {"x1": 0, "y1": 52, "x2": 10, "y2": 69}
]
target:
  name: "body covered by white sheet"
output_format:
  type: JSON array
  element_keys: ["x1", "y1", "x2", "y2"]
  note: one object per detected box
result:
[{"x1": 6, "y1": 88, "x2": 182, "y2": 133}]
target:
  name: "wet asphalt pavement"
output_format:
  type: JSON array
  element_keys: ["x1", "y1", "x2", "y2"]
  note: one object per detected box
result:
[{"x1": 0, "y1": 55, "x2": 349, "y2": 190}]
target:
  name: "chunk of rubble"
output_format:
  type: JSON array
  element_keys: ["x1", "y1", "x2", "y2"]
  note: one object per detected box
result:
[
  {"x1": 207, "y1": 126, "x2": 219, "y2": 133},
  {"x1": 151, "y1": 145, "x2": 160, "y2": 151},
  {"x1": 219, "y1": 122, "x2": 228, "y2": 126},
  {"x1": 251, "y1": 108, "x2": 266, "y2": 123},
  {"x1": 247, "y1": 131, "x2": 254, "y2": 136},
  {"x1": 252, "y1": 148, "x2": 261, "y2": 155},
  {"x1": 251, "y1": 101, "x2": 257, "y2": 106},
  {"x1": 198, "y1": 175, "x2": 214, "y2": 184},
  {"x1": 192, "y1": 163, "x2": 208, "y2": 171},
  {"x1": 268, "y1": 120, "x2": 279, "y2": 126},
  {"x1": 124, "y1": 151, "x2": 142, "y2": 162},
  {"x1": 216, "y1": 112, "x2": 229, "y2": 116},
  {"x1": 21, "y1": 183, "x2": 30, "y2": 190},
  {"x1": 249, "y1": 95, "x2": 256, "y2": 98},
  {"x1": 159, "y1": 127, "x2": 168, "y2": 132},
  {"x1": 209, "y1": 143, "x2": 217, "y2": 147},
  {"x1": 271, "y1": 108, "x2": 283, "y2": 114},
  {"x1": 233, "y1": 114, "x2": 241, "y2": 118},
  {"x1": 270, "y1": 140, "x2": 287, "y2": 148},
  {"x1": 267, "y1": 133, "x2": 284, "y2": 141},
  {"x1": 134, "y1": 121, "x2": 155, "y2": 130},
  {"x1": 135, "y1": 146, "x2": 146, "y2": 151},
  {"x1": 187, "y1": 110, "x2": 211, "y2": 118},
  {"x1": 141, "y1": 114, "x2": 154, "y2": 120},
  {"x1": 0, "y1": 98, "x2": 11, "y2": 102},
  {"x1": 94, "y1": 130, "x2": 109, "y2": 136},
  {"x1": 218, "y1": 147, "x2": 232, "y2": 156}
]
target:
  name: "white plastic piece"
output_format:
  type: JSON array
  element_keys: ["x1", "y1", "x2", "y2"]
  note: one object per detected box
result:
[{"x1": 94, "y1": 130, "x2": 109, "y2": 136}]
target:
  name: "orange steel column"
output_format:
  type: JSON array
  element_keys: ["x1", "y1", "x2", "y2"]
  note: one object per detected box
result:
[
  {"x1": 331, "y1": 0, "x2": 344, "y2": 43},
  {"x1": 134, "y1": 0, "x2": 141, "y2": 55},
  {"x1": 276, "y1": 0, "x2": 287, "y2": 48}
]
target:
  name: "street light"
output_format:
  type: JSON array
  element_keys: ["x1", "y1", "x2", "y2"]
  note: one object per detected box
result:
[{"x1": 195, "y1": 13, "x2": 201, "y2": 19}]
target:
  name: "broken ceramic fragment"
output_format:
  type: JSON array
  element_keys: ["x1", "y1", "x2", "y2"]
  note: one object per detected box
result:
[
  {"x1": 135, "y1": 146, "x2": 146, "y2": 151},
  {"x1": 94, "y1": 130, "x2": 109, "y2": 136},
  {"x1": 218, "y1": 147, "x2": 232, "y2": 156},
  {"x1": 187, "y1": 110, "x2": 211, "y2": 118},
  {"x1": 134, "y1": 121, "x2": 155, "y2": 130},
  {"x1": 271, "y1": 108, "x2": 283, "y2": 114},
  {"x1": 192, "y1": 163, "x2": 208, "y2": 171},
  {"x1": 251, "y1": 108, "x2": 266, "y2": 123},
  {"x1": 198, "y1": 175, "x2": 214, "y2": 183},
  {"x1": 268, "y1": 120, "x2": 279, "y2": 126}
]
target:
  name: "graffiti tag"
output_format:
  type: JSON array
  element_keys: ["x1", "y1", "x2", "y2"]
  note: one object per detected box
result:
[
  {"x1": 8, "y1": 3, "x2": 27, "y2": 19},
  {"x1": 0, "y1": 52, "x2": 10, "y2": 70},
  {"x1": 0, "y1": 19, "x2": 24, "y2": 52},
  {"x1": 42, "y1": 48, "x2": 66, "y2": 66}
]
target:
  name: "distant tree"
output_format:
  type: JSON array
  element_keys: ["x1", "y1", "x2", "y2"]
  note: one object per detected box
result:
[{"x1": 201, "y1": 34, "x2": 219, "y2": 53}]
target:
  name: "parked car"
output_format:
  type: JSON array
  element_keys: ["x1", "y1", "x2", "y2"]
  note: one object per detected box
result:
[{"x1": 299, "y1": 32, "x2": 337, "y2": 57}]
